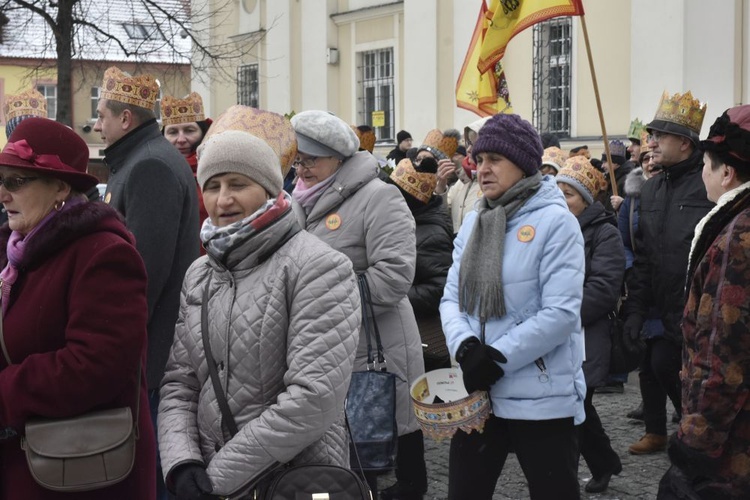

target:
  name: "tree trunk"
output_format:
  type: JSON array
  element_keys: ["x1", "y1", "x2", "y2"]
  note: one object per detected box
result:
[{"x1": 54, "y1": 0, "x2": 75, "y2": 126}]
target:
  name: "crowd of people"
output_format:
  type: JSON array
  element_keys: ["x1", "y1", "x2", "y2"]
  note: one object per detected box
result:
[{"x1": 0, "y1": 65, "x2": 747, "y2": 500}]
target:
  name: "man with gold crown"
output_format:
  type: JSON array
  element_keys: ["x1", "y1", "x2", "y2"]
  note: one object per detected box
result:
[
  {"x1": 94, "y1": 66, "x2": 199, "y2": 499},
  {"x1": 623, "y1": 91, "x2": 714, "y2": 456}
]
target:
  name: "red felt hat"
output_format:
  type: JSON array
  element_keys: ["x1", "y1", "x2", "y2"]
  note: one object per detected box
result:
[{"x1": 0, "y1": 117, "x2": 98, "y2": 192}]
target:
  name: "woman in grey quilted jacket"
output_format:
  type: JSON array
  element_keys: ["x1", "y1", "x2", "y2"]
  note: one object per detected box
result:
[
  {"x1": 157, "y1": 124, "x2": 361, "y2": 500},
  {"x1": 291, "y1": 110, "x2": 427, "y2": 500}
]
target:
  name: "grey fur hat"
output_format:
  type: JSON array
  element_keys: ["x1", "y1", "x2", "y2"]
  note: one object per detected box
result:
[
  {"x1": 197, "y1": 130, "x2": 283, "y2": 195},
  {"x1": 291, "y1": 110, "x2": 360, "y2": 160}
]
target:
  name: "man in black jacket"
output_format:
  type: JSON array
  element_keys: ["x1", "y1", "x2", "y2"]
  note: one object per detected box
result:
[
  {"x1": 95, "y1": 66, "x2": 199, "y2": 499},
  {"x1": 624, "y1": 91, "x2": 714, "y2": 455}
]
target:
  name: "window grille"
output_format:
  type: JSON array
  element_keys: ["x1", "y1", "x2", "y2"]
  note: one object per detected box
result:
[
  {"x1": 237, "y1": 64, "x2": 259, "y2": 108},
  {"x1": 90, "y1": 87, "x2": 100, "y2": 119},
  {"x1": 357, "y1": 48, "x2": 394, "y2": 141},
  {"x1": 532, "y1": 18, "x2": 572, "y2": 137},
  {"x1": 36, "y1": 84, "x2": 56, "y2": 119}
]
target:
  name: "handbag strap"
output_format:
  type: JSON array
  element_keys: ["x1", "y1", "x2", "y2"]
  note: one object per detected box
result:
[
  {"x1": 358, "y1": 275, "x2": 387, "y2": 371},
  {"x1": 200, "y1": 275, "x2": 239, "y2": 437}
]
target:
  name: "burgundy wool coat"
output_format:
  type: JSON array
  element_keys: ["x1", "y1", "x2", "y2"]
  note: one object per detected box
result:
[{"x1": 0, "y1": 201, "x2": 155, "y2": 500}]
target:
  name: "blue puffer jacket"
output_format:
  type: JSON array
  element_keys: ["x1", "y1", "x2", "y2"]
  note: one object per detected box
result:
[{"x1": 441, "y1": 177, "x2": 587, "y2": 424}]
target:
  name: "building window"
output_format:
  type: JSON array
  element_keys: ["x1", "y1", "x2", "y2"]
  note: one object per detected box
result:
[
  {"x1": 532, "y1": 18, "x2": 572, "y2": 138},
  {"x1": 237, "y1": 64, "x2": 259, "y2": 108},
  {"x1": 90, "y1": 87, "x2": 100, "y2": 119},
  {"x1": 357, "y1": 48, "x2": 394, "y2": 141},
  {"x1": 123, "y1": 23, "x2": 162, "y2": 40},
  {"x1": 36, "y1": 84, "x2": 56, "y2": 119}
]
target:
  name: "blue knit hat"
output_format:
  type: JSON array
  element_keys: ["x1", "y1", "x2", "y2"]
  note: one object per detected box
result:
[{"x1": 471, "y1": 114, "x2": 543, "y2": 177}]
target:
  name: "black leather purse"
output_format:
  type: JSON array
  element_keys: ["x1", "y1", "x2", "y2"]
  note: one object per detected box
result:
[
  {"x1": 200, "y1": 278, "x2": 372, "y2": 500},
  {"x1": 345, "y1": 274, "x2": 399, "y2": 472}
]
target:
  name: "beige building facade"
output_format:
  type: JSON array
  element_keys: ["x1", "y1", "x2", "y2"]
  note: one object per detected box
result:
[{"x1": 197, "y1": 0, "x2": 750, "y2": 151}]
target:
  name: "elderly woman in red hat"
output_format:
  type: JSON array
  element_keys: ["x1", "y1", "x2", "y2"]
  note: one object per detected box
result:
[{"x1": 0, "y1": 118, "x2": 154, "y2": 499}]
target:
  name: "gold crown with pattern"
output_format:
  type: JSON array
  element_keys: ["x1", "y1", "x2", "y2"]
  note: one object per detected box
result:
[
  {"x1": 390, "y1": 158, "x2": 437, "y2": 204},
  {"x1": 640, "y1": 130, "x2": 652, "y2": 156},
  {"x1": 202, "y1": 105, "x2": 297, "y2": 176},
  {"x1": 559, "y1": 156, "x2": 608, "y2": 200},
  {"x1": 420, "y1": 129, "x2": 458, "y2": 160},
  {"x1": 161, "y1": 92, "x2": 205, "y2": 126},
  {"x1": 351, "y1": 125, "x2": 376, "y2": 153},
  {"x1": 3, "y1": 89, "x2": 47, "y2": 121},
  {"x1": 100, "y1": 66, "x2": 160, "y2": 110},
  {"x1": 652, "y1": 91, "x2": 707, "y2": 134},
  {"x1": 541, "y1": 146, "x2": 568, "y2": 171}
]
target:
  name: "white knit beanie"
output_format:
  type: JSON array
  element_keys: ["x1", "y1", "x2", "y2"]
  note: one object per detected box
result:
[{"x1": 197, "y1": 130, "x2": 283, "y2": 194}]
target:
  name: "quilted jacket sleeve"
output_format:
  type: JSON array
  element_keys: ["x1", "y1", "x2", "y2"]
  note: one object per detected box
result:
[
  {"x1": 205, "y1": 249, "x2": 361, "y2": 496},
  {"x1": 158, "y1": 263, "x2": 207, "y2": 478},
  {"x1": 362, "y1": 183, "x2": 417, "y2": 306},
  {"x1": 581, "y1": 223, "x2": 625, "y2": 327}
]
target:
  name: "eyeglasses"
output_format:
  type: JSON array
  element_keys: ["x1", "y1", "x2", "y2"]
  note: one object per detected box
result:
[
  {"x1": 650, "y1": 131, "x2": 665, "y2": 142},
  {"x1": 292, "y1": 157, "x2": 320, "y2": 170},
  {"x1": 0, "y1": 176, "x2": 39, "y2": 192}
]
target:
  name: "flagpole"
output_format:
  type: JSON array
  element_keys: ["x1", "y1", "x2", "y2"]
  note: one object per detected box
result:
[{"x1": 579, "y1": 14, "x2": 618, "y2": 197}]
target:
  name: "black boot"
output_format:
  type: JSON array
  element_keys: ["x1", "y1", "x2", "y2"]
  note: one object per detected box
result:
[{"x1": 380, "y1": 430, "x2": 427, "y2": 500}]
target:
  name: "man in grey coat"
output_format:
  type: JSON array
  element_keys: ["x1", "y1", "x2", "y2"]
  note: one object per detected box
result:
[{"x1": 94, "y1": 65, "x2": 199, "y2": 499}]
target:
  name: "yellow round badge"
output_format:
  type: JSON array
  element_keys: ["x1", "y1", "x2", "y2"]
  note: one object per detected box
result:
[
  {"x1": 104, "y1": 192, "x2": 112, "y2": 204},
  {"x1": 325, "y1": 213, "x2": 342, "y2": 231},
  {"x1": 517, "y1": 225, "x2": 535, "y2": 243}
]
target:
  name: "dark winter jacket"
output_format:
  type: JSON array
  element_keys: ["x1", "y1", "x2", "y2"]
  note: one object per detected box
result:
[
  {"x1": 386, "y1": 147, "x2": 407, "y2": 164},
  {"x1": 675, "y1": 183, "x2": 750, "y2": 498},
  {"x1": 626, "y1": 148, "x2": 713, "y2": 344},
  {"x1": 579, "y1": 202, "x2": 625, "y2": 387},
  {"x1": 104, "y1": 120, "x2": 200, "y2": 388},
  {"x1": 619, "y1": 168, "x2": 664, "y2": 339},
  {"x1": 0, "y1": 201, "x2": 154, "y2": 499},
  {"x1": 408, "y1": 196, "x2": 454, "y2": 316}
]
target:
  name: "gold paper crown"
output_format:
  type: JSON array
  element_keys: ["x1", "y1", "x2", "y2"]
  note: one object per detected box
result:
[
  {"x1": 653, "y1": 91, "x2": 707, "y2": 134},
  {"x1": 3, "y1": 89, "x2": 47, "y2": 121},
  {"x1": 559, "y1": 156, "x2": 608, "y2": 200},
  {"x1": 627, "y1": 118, "x2": 645, "y2": 140},
  {"x1": 100, "y1": 66, "x2": 160, "y2": 110},
  {"x1": 161, "y1": 92, "x2": 205, "y2": 126},
  {"x1": 541, "y1": 146, "x2": 568, "y2": 171},
  {"x1": 351, "y1": 125, "x2": 376, "y2": 153},
  {"x1": 390, "y1": 158, "x2": 437, "y2": 204},
  {"x1": 202, "y1": 105, "x2": 297, "y2": 176},
  {"x1": 420, "y1": 129, "x2": 458, "y2": 159},
  {"x1": 639, "y1": 130, "x2": 652, "y2": 156}
]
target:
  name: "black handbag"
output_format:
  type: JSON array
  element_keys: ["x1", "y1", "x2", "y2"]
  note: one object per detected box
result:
[
  {"x1": 200, "y1": 278, "x2": 371, "y2": 500},
  {"x1": 345, "y1": 275, "x2": 399, "y2": 472},
  {"x1": 608, "y1": 309, "x2": 644, "y2": 373}
]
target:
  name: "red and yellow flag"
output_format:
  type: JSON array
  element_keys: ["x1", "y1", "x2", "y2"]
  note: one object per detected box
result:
[
  {"x1": 478, "y1": 0, "x2": 585, "y2": 74},
  {"x1": 456, "y1": 1, "x2": 513, "y2": 117}
]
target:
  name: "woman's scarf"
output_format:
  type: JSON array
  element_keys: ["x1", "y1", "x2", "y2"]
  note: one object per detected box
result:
[
  {"x1": 458, "y1": 172, "x2": 543, "y2": 321},
  {"x1": 200, "y1": 192, "x2": 290, "y2": 261},
  {"x1": 291, "y1": 174, "x2": 337, "y2": 214},
  {"x1": 1, "y1": 198, "x2": 84, "y2": 315}
]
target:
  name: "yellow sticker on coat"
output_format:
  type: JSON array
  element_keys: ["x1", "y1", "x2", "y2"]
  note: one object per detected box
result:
[{"x1": 517, "y1": 225, "x2": 535, "y2": 242}]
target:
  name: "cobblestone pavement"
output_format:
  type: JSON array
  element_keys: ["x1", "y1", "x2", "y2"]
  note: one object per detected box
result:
[{"x1": 379, "y1": 376, "x2": 678, "y2": 499}]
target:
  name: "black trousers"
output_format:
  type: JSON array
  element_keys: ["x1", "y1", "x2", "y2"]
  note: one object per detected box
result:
[
  {"x1": 578, "y1": 388, "x2": 621, "y2": 478},
  {"x1": 448, "y1": 415, "x2": 580, "y2": 500},
  {"x1": 640, "y1": 337, "x2": 682, "y2": 435}
]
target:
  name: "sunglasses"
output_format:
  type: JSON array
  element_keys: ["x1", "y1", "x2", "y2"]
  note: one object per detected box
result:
[{"x1": 0, "y1": 176, "x2": 39, "y2": 192}]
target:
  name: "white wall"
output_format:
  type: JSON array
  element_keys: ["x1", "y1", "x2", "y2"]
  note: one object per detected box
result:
[
  {"x1": 264, "y1": 0, "x2": 292, "y2": 114},
  {"x1": 403, "y1": 0, "x2": 437, "y2": 141},
  {"x1": 300, "y1": 0, "x2": 330, "y2": 110}
]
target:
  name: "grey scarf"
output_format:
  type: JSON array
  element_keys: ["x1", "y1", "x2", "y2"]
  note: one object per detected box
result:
[{"x1": 458, "y1": 172, "x2": 543, "y2": 321}]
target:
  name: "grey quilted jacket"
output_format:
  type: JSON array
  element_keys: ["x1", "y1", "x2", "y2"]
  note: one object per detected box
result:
[
  {"x1": 158, "y1": 209, "x2": 361, "y2": 496},
  {"x1": 293, "y1": 151, "x2": 425, "y2": 436}
]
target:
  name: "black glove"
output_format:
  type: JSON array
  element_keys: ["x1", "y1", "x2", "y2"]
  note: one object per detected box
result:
[
  {"x1": 456, "y1": 337, "x2": 507, "y2": 393},
  {"x1": 622, "y1": 313, "x2": 645, "y2": 354},
  {"x1": 173, "y1": 464, "x2": 214, "y2": 500}
]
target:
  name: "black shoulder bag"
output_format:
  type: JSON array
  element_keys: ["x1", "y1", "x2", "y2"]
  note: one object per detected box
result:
[
  {"x1": 200, "y1": 277, "x2": 371, "y2": 500},
  {"x1": 345, "y1": 274, "x2": 399, "y2": 472}
]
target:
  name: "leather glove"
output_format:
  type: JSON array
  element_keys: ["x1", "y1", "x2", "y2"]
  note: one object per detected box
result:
[
  {"x1": 173, "y1": 464, "x2": 214, "y2": 500},
  {"x1": 622, "y1": 313, "x2": 646, "y2": 354},
  {"x1": 456, "y1": 337, "x2": 507, "y2": 393}
]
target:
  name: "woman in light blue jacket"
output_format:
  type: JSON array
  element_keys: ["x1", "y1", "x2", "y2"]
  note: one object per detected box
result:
[{"x1": 440, "y1": 113, "x2": 587, "y2": 500}]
